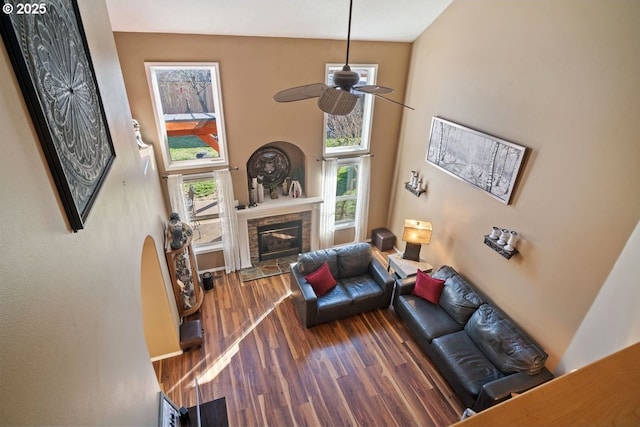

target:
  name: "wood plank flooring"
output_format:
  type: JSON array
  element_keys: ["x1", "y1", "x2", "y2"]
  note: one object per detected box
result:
[{"x1": 153, "y1": 248, "x2": 464, "y2": 426}]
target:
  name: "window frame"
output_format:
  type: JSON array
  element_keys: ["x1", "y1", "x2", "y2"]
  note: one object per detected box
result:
[
  {"x1": 145, "y1": 62, "x2": 229, "y2": 172},
  {"x1": 323, "y1": 64, "x2": 377, "y2": 157},
  {"x1": 180, "y1": 172, "x2": 223, "y2": 254}
]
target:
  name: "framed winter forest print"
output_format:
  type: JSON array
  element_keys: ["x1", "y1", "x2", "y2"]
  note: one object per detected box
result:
[{"x1": 426, "y1": 117, "x2": 526, "y2": 204}]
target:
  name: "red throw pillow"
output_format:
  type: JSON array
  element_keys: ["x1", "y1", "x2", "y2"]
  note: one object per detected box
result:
[
  {"x1": 304, "y1": 262, "x2": 337, "y2": 296},
  {"x1": 412, "y1": 270, "x2": 445, "y2": 304}
]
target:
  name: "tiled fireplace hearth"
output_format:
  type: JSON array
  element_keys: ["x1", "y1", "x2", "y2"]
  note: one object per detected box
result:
[{"x1": 236, "y1": 197, "x2": 322, "y2": 268}]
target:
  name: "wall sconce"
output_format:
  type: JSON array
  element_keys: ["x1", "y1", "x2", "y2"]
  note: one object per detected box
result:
[
  {"x1": 405, "y1": 170, "x2": 425, "y2": 197},
  {"x1": 484, "y1": 226, "x2": 520, "y2": 259},
  {"x1": 402, "y1": 219, "x2": 432, "y2": 261}
]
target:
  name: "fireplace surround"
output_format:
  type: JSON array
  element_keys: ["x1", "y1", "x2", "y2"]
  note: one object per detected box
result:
[{"x1": 236, "y1": 197, "x2": 322, "y2": 268}]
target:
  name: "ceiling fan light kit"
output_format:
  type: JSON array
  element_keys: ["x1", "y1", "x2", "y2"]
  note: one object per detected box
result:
[{"x1": 273, "y1": 0, "x2": 412, "y2": 116}]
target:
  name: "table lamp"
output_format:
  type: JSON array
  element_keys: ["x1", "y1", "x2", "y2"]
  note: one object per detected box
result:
[{"x1": 402, "y1": 219, "x2": 432, "y2": 261}]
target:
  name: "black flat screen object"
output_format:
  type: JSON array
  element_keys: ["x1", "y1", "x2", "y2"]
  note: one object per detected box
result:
[{"x1": 182, "y1": 378, "x2": 229, "y2": 427}]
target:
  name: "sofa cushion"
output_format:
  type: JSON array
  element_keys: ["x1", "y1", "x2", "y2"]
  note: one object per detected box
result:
[
  {"x1": 335, "y1": 243, "x2": 372, "y2": 278},
  {"x1": 304, "y1": 262, "x2": 337, "y2": 296},
  {"x1": 437, "y1": 273, "x2": 484, "y2": 325},
  {"x1": 316, "y1": 283, "x2": 352, "y2": 313},
  {"x1": 431, "y1": 331, "x2": 505, "y2": 399},
  {"x1": 465, "y1": 304, "x2": 548, "y2": 375},
  {"x1": 341, "y1": 276, "x2": 383, "y2": 303},
  {"x1": 297, "y1": 248, "x2": 339, "y2": 278},
  {"x1": 431, "y1": 265, "x2": 461, "y2": 281},
  {"x1": 395, "y1": 294, "x2": 463, "y2": 343},
  {"x1": 412, "y1": 270, "x2": 445, "y2": 304}
]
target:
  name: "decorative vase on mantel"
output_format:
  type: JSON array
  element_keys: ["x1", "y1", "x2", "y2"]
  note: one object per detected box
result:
[
  {"x1": 257, "y1": 183, "x2": 264, "y2": 203},
  {"x1": 282, "y1": 177, "x2": 291, "y2": 196},
  {"x1": 289, "y1": 180, "x2": 302, "y2": 198},
  {"x1": 269, "y1": 183, "x2": 279, "y2": 199}
]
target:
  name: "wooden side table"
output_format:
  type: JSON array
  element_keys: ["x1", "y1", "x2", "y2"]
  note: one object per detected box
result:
[{"x1": 387, "y1": 252, "x2": 433, "y2": 278}]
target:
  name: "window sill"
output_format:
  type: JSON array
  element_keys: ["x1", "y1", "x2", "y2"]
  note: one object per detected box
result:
[
  {"x1": 323, "y1": 148, "x2": 370, "y2": 158},
  {"x1": 164, "y1": 158, "x2": 228, "y2": 173},
  {"x1": 334, "y1": 221, "x2": 355, "y2": 231},
  {"x1": 193, "y1": 243, "x2": 223, "y2": 255}
]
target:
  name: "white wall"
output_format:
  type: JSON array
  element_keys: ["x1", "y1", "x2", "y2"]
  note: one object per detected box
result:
[
  {"x1": 555, "y1": 220, "x2": 640, "y2": 375},
  {"x1": 0, "y1": 1, "x2": 169, "y2": 424}
]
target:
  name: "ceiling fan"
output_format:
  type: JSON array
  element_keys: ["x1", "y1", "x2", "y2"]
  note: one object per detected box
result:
[{"x1": 273, "y1": 0, "x2": 414, "y2": 116}]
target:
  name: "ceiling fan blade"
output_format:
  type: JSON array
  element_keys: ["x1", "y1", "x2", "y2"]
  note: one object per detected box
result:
[
  {"x1": 274, "y1": 83, "x2": 327, "y2": 102},
  {"x1": 317, "y1": 87, "x2": 358, "y2": 115},
  {"x1": 354, "y1": 85, "x2": 394, "y2": 95},
  {"x1": 370, "y1": 92, "x2": 415, "y2": 111}
]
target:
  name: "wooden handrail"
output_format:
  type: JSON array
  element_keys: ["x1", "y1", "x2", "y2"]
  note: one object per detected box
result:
[{"x1": 454, "y1": 342, "x2": 640, "y2": 426}]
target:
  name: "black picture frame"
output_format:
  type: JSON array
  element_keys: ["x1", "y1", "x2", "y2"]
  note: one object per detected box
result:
[{"x1": 1, "y1": 0, "x2": 115, "y2": 231}]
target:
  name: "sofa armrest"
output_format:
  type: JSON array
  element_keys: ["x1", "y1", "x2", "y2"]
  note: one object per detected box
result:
[
  {"x1": 395, "y1": 276, "x2": 417, "y2": 296},
  {"x1": 473, "y1": 369, "x2": 554, "y2": 412},
  {"x1": 369, "y1": 257, "x2": 395, "y2": 294},
  {"x1": 290, "y1": 264, "x2": 319, "y2": 327}
]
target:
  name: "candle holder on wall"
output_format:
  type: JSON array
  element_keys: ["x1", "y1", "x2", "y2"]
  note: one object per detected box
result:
[
  {"x1": 484, "y1": 226, "x2": 520, "y2": 259},
  {"x1": 405, "y1": 170, "x2": 425, "y2": 197}
]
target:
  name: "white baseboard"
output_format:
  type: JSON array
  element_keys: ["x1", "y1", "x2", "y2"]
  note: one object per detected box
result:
[{"x1": 150, "y1": 350, "x2": 183, "y2": 362}]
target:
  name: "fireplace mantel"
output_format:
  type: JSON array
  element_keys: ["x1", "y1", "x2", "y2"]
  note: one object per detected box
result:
[{"x1": 236, "y1": 196, "x2": 323, "y2": 268}]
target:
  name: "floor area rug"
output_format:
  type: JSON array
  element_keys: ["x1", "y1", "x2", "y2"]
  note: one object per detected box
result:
[{"x1": 239, "y1": 255, "x2": 298, "y2": 282}]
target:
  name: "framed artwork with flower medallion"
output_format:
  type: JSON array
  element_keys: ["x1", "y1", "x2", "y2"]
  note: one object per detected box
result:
[{"x1": 1, "y1": 0, "x2": 115, "y2": 231}]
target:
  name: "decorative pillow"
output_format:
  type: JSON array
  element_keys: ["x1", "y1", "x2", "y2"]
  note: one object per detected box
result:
[
  {"x1": 304, "y1": 262, "x2": 337, "y2": 296},
  {"x1": 411, "y1": 270, "x2": 445, "y2": 304}
]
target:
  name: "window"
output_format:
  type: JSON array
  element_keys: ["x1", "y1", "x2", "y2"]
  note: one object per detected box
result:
[
  {"x1": 146, "y1": 63, "x2": 228, "y2": 170},
  {"x1": 323, "y1": 64, "x2": 377, "y2": 156},
  {"x1": 335, "y1": 159, "x2": 359, "y2": 227},
  {"x1": 182, "y1": 174, "x2": 222, "y2": 250}
]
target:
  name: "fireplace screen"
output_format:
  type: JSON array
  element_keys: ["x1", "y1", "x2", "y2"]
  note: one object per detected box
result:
[{"x1": 258, "y1": 220, "x2": 302, "y2": 261}]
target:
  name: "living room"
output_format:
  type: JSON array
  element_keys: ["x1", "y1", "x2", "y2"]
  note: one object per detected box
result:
[{"x1": 0, "y1": 0, "x2": 638, "y2": 425}]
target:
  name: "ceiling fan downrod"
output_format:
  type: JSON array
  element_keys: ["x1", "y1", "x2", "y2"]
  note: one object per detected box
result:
[
  {"x1": 334, "y1": 0, "x2": 360, "y2": 90},
  {"x1": 345, "y1": 0, "x2": 353, "y2": 67}
]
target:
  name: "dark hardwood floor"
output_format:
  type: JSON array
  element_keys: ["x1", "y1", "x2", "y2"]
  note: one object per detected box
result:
[{"x1": 153, "y1": 248, "x2": 464, "y2": 426}]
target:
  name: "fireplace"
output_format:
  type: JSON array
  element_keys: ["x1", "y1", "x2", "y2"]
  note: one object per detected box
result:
[
  {"x1": 238, "y1": 199, "x2": 321, "y2": 268},
  {"x1": 257, "y1": 220, "x2": 302, "y2": 261}
]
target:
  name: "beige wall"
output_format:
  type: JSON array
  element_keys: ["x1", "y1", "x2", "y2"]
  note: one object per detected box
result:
[
  {"x1": 141, "y1": 236, "x2": 181, "y2": 358},
  {"x1": 114, "y1": 32, "x2": 411, "y2": 256},
  {"x1": 0, "y1": 1, "x2": 170, "y2": 424},
  {"x1": 389, "y1": 0, "x2": 640, "y2": 369}
]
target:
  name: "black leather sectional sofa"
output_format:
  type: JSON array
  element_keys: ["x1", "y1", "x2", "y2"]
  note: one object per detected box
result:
[{"x1": 393, "y1": 265, "x2": 554, "y2": 411}]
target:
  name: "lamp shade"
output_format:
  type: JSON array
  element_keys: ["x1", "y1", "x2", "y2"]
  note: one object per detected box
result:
[{"x1": 402, "y1": 219, "x2": 432, "y2": 245}]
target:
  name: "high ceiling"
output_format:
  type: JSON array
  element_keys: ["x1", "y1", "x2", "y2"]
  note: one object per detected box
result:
[{"x1": 105, "y1": 0, "x2": 453, "y2": 43}]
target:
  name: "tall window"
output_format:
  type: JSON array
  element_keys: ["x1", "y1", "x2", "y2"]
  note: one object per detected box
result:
[
  {"x1": 323, "y1": 64, "x2": 377, "y2": 156},
  {"x1": 182, "y1": 174, "x2": 222, "y2": 250},
  {"x1": 146, "y1": 63, "x2": 228, "y2": 170},
  {"x1": 335, "y1": 159, "x2": 359, "y2": 226}
]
